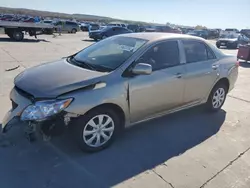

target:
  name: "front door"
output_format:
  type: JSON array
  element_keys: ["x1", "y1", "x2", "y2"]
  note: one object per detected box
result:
[
  {"x1": 181, "y1": 40, "x2": 219, "y2": 104},
  {"x1": 128, "y1": 40, "x2": 186, "y2": 123}
]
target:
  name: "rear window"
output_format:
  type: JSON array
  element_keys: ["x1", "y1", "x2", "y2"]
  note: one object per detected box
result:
[{"x1": 183, "y1": 40, "x2": 215, "y2": 63}]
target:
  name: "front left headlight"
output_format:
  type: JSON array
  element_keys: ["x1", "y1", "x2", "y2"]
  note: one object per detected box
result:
[{"x1": 21, "y1": 98, "x2": 73, "y2": 121}]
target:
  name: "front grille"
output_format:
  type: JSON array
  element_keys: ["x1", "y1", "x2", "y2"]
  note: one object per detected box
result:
[{"x1": 14, "y1": 86, "x2": 34, "y2": 101}]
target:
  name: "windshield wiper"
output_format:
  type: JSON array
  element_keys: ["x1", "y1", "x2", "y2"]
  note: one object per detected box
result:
[{"x1": 69, "y1": 57, "x2": 96, "y2": 71}]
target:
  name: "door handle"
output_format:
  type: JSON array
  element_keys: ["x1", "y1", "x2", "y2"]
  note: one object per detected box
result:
[
  {"x1": 175, "y1": 73, "x2": 182, "y2": 78},
  {"x1": 212, "y1": 64, "x2": 219, "y2": 70}
]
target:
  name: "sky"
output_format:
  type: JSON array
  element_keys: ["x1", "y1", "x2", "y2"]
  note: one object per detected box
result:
[{"x1": 0, "y1": 0, "x2": 250, "y2": 29}]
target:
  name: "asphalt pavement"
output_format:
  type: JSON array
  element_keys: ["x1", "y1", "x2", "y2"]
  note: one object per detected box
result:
[{"x1": 0, "y1": 32, "x2": 250, "y2": 188}]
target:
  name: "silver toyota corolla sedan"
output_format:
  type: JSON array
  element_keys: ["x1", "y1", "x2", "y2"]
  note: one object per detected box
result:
[{"x1": 2, "y1": 33, "x2": 238, "y2": 152}]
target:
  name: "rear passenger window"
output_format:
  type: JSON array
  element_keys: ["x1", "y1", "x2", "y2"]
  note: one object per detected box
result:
[{"x1": 183, "y1": 40, "x2": 215, "y2": 63}]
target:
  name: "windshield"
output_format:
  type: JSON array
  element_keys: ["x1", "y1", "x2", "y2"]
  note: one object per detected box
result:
[{"x1": 73, "y1": 36, "x2": 148, "y2": 72}]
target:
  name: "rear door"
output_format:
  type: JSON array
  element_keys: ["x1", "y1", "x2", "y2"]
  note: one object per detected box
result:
[
  {"x1": 181, "y1": 40, "x2": 218, "y2": 104},
  {"x1": 64, "y1": 21, "x2": 71, "y2": 32}
]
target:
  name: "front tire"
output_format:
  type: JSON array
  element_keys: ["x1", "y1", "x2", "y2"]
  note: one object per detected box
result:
[
  {"x1": 71, "y1": 28, "x2": 77, "y2": 34},
  {"x1": 102, "y1": 35, "x2": 107, "y2": 40},
  {"x1": 73, "y1": 108, "x2": 120, "y2": 152},
  {"x1": 12, "y1": 31, "x2": 24, "y2": 41},
  {"x1": 206, "y1": 83, "x2": 228, "y2": 112}
]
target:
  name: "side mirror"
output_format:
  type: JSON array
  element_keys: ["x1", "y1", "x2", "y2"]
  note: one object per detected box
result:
[{"x1": 132, "y1": 63, "x2": 152, "y2": 75}]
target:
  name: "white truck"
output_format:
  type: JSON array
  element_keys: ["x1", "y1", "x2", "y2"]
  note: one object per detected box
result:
[{"x1": 0, "y1": 20, "x2": 54, "y2": 41}]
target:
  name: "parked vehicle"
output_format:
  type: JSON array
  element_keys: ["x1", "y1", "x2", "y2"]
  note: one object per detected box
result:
[
  {"x1": 42, "y1": 20, "x2": 54, "y2": 34},
  {"x1": 0, "y1": 20, "x2": 54, "y2": 41},
  {"x1": 107, "y1": 23, "x2": 126, "y2": 28},
  {"x1": 89, "y1": 23, "x2": 100, "y2": 31},
  {"x1": 207, "y1": 29, "x2": 219, "y2": 39},
  {"x1": 216, "y1": 31, "x2": 250, "y2": 49},
  {"x1": 80, "y1": 23, "x2": 90, "y2": 31},
  {"x1": 144, "y1": 26, "x2": 156, "y2": 32},
  {"x1": 225, "y1": 28, "x2": 240, "y2": 33},
  {"x1": 127, "y1": 24, "x2": 140, "y2": 32},
  {"x1": 180, "y1": 27, "x2": 194, "y2": 34},
  {"x1": 43, "y1": 20, "x2": 53, "y2": 24},
  {"x1": 89, "y1": 26, "x2": 132, "y2": 41},
  {"x1": 240, "y1": 29, "x2": 250, "y2": 38},
  {"x1": 187, "y1": 30, "x2": 208, "y2": 39},
  {"x1": 22, "y1": 17, "x2": 35, "y2": 23},
  {"x1": 54, "y1": 20, "x2": 80, "y2": 33},
  {"x1": 148, "y1": 25, "x2": 182, "y2": 34},
  {"x1": 0, "y1": 14, "x2": 15, "y2": 21},
  {"x1": 2, "y1": 33, "x2": 238, "y2": 152}
]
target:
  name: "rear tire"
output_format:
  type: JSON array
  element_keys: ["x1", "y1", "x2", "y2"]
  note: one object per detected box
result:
[
  {"x1": 206, "y1": 83, "x2": 228, "y2": 112},
  {"x1": 73, "y1": 108, "x2": 121, "y2": 152},
  {"x1": 216, "y1": 44, "x2": 220, "y2": 48}
]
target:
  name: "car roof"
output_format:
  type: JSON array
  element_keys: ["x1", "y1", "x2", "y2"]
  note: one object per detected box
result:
[{"x1": 119, "y1": 32, "x2": 205, "y2": 42}]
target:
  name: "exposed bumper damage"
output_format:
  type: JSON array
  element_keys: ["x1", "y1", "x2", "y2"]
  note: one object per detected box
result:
[{"x1": 2, "y1": 87, "x2": 79, "y2": 141}]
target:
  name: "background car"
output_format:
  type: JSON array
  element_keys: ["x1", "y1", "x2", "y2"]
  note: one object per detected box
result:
[
  {"x1": 207, "y1": 29, "x2": 220, "y2": 39},
  {"x1": 225, "y1": 28, "x2": 240, "y2": 33},
  {"x1": 80, "y1": 22, "x2": 90, "y2": 31},
  {"x1": 179, "y1": 27, "x2": 194, "y2": 34},
  {"x1": 107, "y1": 23, "x2": 126, "y2": 28},
  {"x1": 127, "y1": 24, "x2": 140, "y2": 32},
  {"x1": 216, "y1": 33, "x2": 250, "y2": 49},
  {"x1": 240, "y1": 29, "x2": 250, "y2": 38},
  {"x1": 89, "y1": 23, "x2": 100, "y2": 31},
  {"x1": 187, "y1": 30, "x2": 209, "y2": 39},
  {"x1": 0, "y1": 14, "x2": 15, "y2": 21},
  {"x1": 149, "y1": 25, "x2": 182, "y2": 34},
  {"x1": 55, "y1": 20, "x2": 80, "y2": 33},
  {"x1": 89, "y1": 26, "x2": 132, "y2": 40}
]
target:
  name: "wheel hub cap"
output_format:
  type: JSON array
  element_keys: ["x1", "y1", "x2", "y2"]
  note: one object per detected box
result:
[
  {"x1": 212, "y1": 88, "x2": 225, "y2": 108},
  {"x1": 83, "y1": 114, "x2": 114, "y2": 147}
]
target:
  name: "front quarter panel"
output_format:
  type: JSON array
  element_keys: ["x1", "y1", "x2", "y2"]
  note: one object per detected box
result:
[{"x1": 60, "y1": 77, "x2": 130, "y2": 125}]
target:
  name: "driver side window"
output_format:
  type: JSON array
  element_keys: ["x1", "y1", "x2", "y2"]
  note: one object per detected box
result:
[{"x1": 137, "y1": 41, "x2": 180, "y2": 71}]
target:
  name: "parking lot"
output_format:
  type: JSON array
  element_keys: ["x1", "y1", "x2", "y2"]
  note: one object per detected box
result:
[{"x1": 1, "y1": 32, "x2": 250, "y2": 188}]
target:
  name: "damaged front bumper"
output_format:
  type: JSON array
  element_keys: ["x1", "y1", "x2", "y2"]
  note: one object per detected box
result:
[
  {"x1": 2, "y1": 88, "x2": 32, "y2": 133},
  {"x1": 2, "y1": 88, "x2": 78, "y2": 139}
]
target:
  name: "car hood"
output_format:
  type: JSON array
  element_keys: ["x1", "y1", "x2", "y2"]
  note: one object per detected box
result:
[{"x1": 14, "y1": 59, "x2": 107, "y2": 98}]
